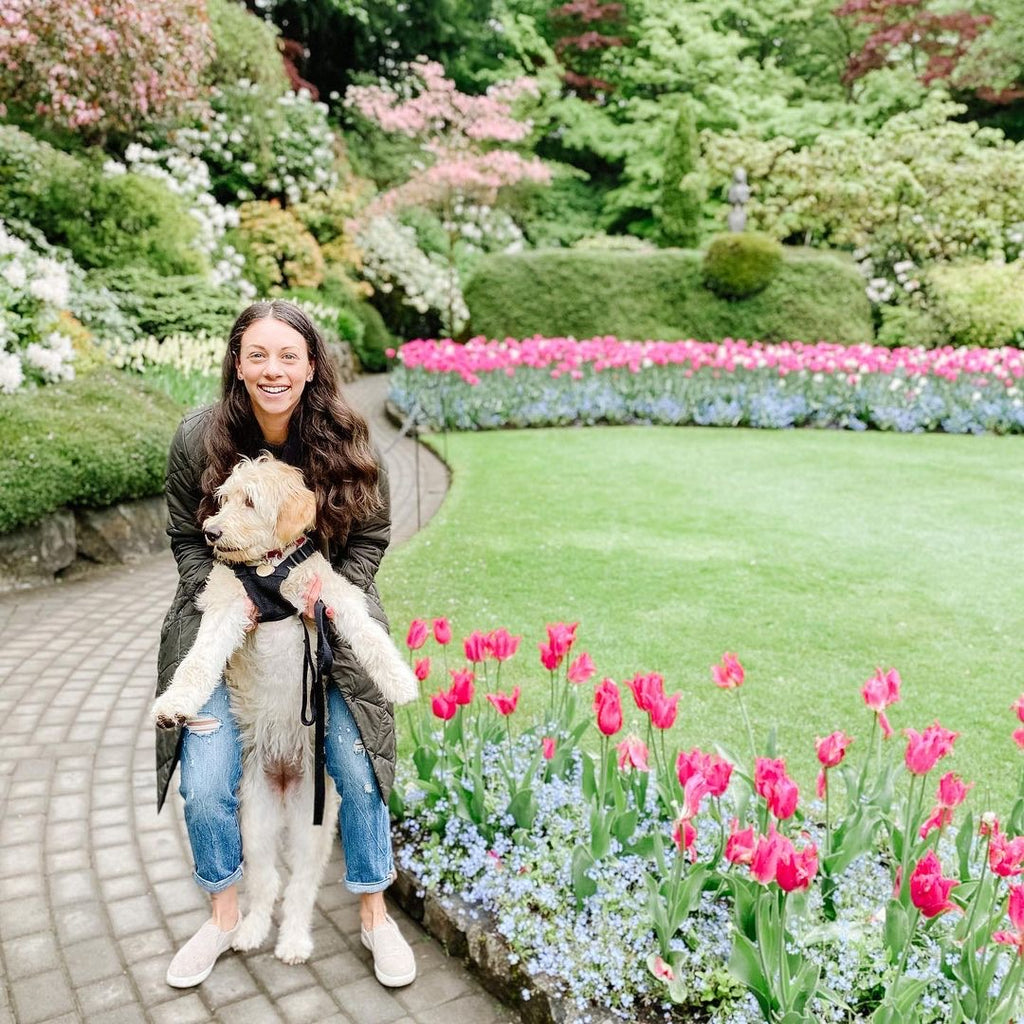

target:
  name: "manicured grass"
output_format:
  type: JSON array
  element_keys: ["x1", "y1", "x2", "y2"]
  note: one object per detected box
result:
[{"x1": 378, "y1": 426, "x2": 1024, "y2": 807}]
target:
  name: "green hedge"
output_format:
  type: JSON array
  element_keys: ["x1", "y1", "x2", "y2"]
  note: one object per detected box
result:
[
  {"x1": 464, "y1": 247, "x2": 873, "y2": 344},
  {"x1": 0, "y1": 371, "x2": 182, "y2": 534}
]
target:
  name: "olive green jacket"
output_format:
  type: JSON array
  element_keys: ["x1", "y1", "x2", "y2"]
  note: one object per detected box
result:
[{"x1": 154, "y1": 405, "x2": 395, "y2": 812}]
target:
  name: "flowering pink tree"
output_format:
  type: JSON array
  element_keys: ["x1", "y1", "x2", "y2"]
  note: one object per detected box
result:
[
  {"x1": 345, "y1": 58, "x2": 550, "y2": 333},
  {"x1": 0, "y1": 0, "x2": 213, "y2": 144}
]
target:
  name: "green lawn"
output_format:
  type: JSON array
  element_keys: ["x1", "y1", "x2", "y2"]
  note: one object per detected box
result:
[{"x1": 378, "y1": 426, "x2": 1024, "y2": 808}]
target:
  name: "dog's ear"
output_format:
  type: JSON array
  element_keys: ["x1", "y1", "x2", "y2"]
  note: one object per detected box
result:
[{"x1": 276, "y1": 483, "x2": 317, "y2": 545}]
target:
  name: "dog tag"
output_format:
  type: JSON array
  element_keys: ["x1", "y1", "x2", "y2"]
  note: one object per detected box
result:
[{"x1": 256, "y1": 563, "x2": 275, "y2": 577}]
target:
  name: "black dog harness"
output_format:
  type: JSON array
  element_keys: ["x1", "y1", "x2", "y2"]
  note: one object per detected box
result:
[{"x1": 231, "y1": 536, "x2": 334, "y2": 826}]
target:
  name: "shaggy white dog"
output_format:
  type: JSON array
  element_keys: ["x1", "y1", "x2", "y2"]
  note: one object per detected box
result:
[{"x1": 153, "y1": 455, "x2": 418, "y2": 963}]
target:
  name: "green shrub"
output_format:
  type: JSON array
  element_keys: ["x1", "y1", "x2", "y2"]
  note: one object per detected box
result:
[
  {"x1": 875, "y1": 304, "x2": 946, "y2": 349},
  {"x1": 352, "y1": 301, "x2": 394, "y2": 372},
  {"x1": 702, "y1": 232, "x2": 783, "y2": 299},
  {"x1": 0, "y1": 370, "x2": 182, "y2": 534},
  {"x1": 0, "y1": 125, "x2": 81, "y2": 228},
  {"x1": 229, "y1": 201, "x2": 324, "y2": 295},
  {"x1": 206, "y1": 0, "x2": 288, "y2": 93},
  {"x1": 926, "y1": 262, "x2": 1024, "y2": 348},
  {"x1": 659, "y1": 100, "x2": 704, "y2": 248},
  {"x1": 465, "y1": 247, "x2": 872, "y2": 345},
  {"x1": 87, "y1": 267, "x2": 243, "y2": 340}
]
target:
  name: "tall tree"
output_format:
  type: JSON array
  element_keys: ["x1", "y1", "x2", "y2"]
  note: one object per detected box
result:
[{"x1": 658, "y1": 100, "x2": 704, "y2": 247}]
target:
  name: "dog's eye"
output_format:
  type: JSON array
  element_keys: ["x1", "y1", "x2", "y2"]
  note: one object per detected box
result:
[{"x1": 244, "y1": 494, "x2": 254, "y2": 509}]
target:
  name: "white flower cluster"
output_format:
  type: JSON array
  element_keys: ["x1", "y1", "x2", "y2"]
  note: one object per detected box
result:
[
  {"x1": 358, "y1": 215, "x2": 469, "y2": 333},
  {"x1": 446, "y1": 201, "x2": 524, "y2": 255},
  {"x1": 102, "y1": 331, "x2": 224, "y2": 377},
  {"x1": 0, "y1": 221, "x2": 76, "y2": 394},
  {"x1": 106, "y1": 143, "x2": 255, "y2": 299}
]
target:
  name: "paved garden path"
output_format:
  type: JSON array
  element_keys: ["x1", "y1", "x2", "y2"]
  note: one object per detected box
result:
[{"x1": 0, "y1": 376, "x2": 519, "y2": 1024}]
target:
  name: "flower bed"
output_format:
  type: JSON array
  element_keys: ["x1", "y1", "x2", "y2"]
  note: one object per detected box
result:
[
  {"x1": 388, "y1": 337, "x2": 1024, "y2": 434},
  {"x1": 391, "y1": 618, "x2": 1024, "y2": 1023}
]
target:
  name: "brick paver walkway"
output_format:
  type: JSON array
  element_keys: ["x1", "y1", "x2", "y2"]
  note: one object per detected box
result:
[{"x1": 0, "y1": 376, "x2": 519, "y2": 1024}]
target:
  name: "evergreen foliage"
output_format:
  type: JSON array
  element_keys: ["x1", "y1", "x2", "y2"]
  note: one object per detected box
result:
[
  {"x1": 701, "y1": 233, "x2": 783, "y2": 299},
  {"x1": 659, "y1": 100, "x2": 704, "y2": 247}
]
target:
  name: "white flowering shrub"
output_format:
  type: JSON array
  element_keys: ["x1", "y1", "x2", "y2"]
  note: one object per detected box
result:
[
  {"x1": 357, "y1": 215, "x2": 469, "y2": 335},
  {"x1": 101, "y1": 331, "x2": 224, "y2": 377},
  {"x1": 0, "y1": 221, "x2": 76, "y2": 393},
  {"x1": 174, "y1": 82, "x2": 338, "y2": 207}
]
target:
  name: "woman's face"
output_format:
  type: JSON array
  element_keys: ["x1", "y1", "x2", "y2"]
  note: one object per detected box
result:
[{"x1": 235, "y1": 317, "x2": 314, "y2": 439}]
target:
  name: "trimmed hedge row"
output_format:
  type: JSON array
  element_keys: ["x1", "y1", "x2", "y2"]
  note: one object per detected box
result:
[
  {"x1": 464, "y1": 247, "x2": 873, "y2": 345},
  {"x1": 0, "y1": 371, "x2": 182, "y2": 534}
]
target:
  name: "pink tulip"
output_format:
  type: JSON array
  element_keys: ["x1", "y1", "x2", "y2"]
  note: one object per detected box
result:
[
  {"x1": 616, "y1": 735, "x2": 650, "y2": 772},
  {"x1": 414, "y1": 657, "x2": 431, "y2": 682},
  {"x1": 566, "y1": 652, "x2": 596, "y2": 684},
  {"x1": 989, "y1": 823, "x2": 1024, "y2": 877},
  {"x1": 625, "y1": 672, "x2": 664, "y2": 712},
  {"x1": 936, "y1": 771, "x2": 972, "y2": 808},
  {"x1": 1014, "y1": 728, "x2": 1024, "y2": 750},
  {"x1": 648, "y1": 691, "x2": 681, "y2": 730},
  {"x1": 538, "y1": 641, "x2": 562, "y2": 671},
  {"x1": 651, "y1": 955, "x2": 674, "y2": 982},
  {"x1": 725, "y1": 820, "x2": 757, "y2": 866},
  {"x1": 406, "y1": 619, "x2": 429, "y2": 650},
  {"x1": 449, "y1": 668, "x2": 475, "y2": 705},
  {"x1": 993, "y1": 885, "x2": 1024, "y2": 955},
  {"x1": 909, "y1": 850, "x2": 958, "y2": 918},
  {"x1": 754, "y1": 757, "x2": 798, "y2": 820},
  {"x1": 776, "y1": 839, "x2": 818, "y2": 893},
  {"x1": 542, "y1": 737, "x2": 556, "y2": 760},
  {"x1": 904, "y1": 721, "x2": 959, "y2": 775},
  {"x1": 432, "y1": 617, "x2": 452, "y2": 645},
  {"x1": 463, "y1": 631, "x2": 490, "y2": 663},
  {"x1": 545, "y1": 621, "x2": 578, "y2": 659},
  {"x1": 1013, "y1": 695, "x2": 1024, "y2": 724},
  {"x1": 486, "y1": 686, "x2": 520, "y2": 716},
  {"x1": 862, "y1": 667, "x2": 901, "y2": 738},
  {"x1": 750, "y1": 826, "x2": 786, "y2": 885},
  {"x1": 675, "y1": 748, "x2": 732, "y2": 797},
  {"x1": 593, "y1": 677, "x2": 623, "y2": 737},
  {"x1": 671, "y1": 817, "x2": 697, "y2": 859},
  {"x1": 711, "y1": 652, "x2": 745, "y2": 689},
  {"x1": 682, "y1": 774, "x2": 711, "y2": 819},
  {"x1": 487, "y1": 627, "x2": 521, "y2": 662},
  {"x1": 431, "y1": 689, "x2": 457, "y2": 721},
  {"x1": 815, "y1": 730, "x2": 853, "y2": 769}
]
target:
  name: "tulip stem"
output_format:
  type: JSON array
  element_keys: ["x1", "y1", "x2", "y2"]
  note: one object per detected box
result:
[
  {"x1": 889, "y1": 906, "x2": 920, "y2": 1002},
  {"x1": 824, "y1": 772, "x2": 831, "y2": 862}
]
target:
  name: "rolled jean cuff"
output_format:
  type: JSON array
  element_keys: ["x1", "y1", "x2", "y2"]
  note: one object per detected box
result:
[
  {"x1": 345, "y1": 866, "x2": 396, "y2": 895},
  {"x1": 193, "y1": 862, "x2": 244, "y2": 894}
]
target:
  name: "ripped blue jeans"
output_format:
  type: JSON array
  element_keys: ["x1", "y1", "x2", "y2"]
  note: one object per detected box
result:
[{"x1": 178, "y1": 681, "x2": 394, "y2": 894}]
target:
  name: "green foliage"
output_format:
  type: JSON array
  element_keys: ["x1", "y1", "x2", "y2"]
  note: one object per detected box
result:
[
  {"x1": 465, "y1": 247, "x2": 872, "y2": 344},
  {"x1": 702, "y1": 232, "x2": 783, "y2": 299},
  {"x1": 206, "y1": 0, "x2": 289, "y2": 93},
  {"x1": 0, "y1": 125, "x2": 82, "y2": 227},
  {"x1": 228, "y1": 201, "x2": 325, "y2": 295},
  {"x1": 659, "y1": 101, "x2": 704, "y2": 247},
  {"x1": 875, "y1": 303, "x2": 946, "y2": 349},
  {"x1": 517, "y1": 174, "x2": 607, "y2": 248},
  {"x1": 0, "y1": 370, "x2": 182, "y2": 534},
  {"x1": 926, "y1": 262, "x2": 1024, "y2": 348},
  {"x1": 86, "y1": 267, "x2": 243, "y2": 340},
  {"x1": 351, "y1": 300, "x2": 394, "y2": 372}
]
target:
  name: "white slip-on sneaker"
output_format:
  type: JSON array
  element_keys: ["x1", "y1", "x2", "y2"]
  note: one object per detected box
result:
[
  {"x1": 166, "y1": 917, "x2": 241, "y2": 988},
  {"x1": 360, "y1": 914, "x2": 417, "y2": 987}
]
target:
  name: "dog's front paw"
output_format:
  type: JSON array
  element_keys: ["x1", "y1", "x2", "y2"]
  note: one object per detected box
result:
[
  {"x1": 151, "y1": 693, "x2": 200, "y2": 728},
  {"x1": 274, "y1": 930, "x2": 313, "y2": 965},
  {"x1": 389, "y1": 667, "x2": 420, "y2": 706},
  {"x1": 233, "y1": 913, "x2": 271, "y2": 952}
]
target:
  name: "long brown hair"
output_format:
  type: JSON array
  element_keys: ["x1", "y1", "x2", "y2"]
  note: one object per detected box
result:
[{"x1": 199, "y1": 300, "x2": 381, "y2": 542}]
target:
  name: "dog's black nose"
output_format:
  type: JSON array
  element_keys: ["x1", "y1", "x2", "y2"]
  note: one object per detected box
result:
[{"x1": 204, "y1": 527, "x2": 222, "y2": 544}]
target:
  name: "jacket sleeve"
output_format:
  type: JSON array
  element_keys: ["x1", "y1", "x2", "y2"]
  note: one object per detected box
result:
[
  {"x1": 165, "y1": 416, "x2": 213, "y2": 602},
  {"x1": 333, "y1": 456, "x2": 391, "y2": 593}
]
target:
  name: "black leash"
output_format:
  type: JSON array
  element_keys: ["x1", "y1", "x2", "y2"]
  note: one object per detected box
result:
[{"x1": 301, "y1": 598, "x2": 334, "y2": 826}]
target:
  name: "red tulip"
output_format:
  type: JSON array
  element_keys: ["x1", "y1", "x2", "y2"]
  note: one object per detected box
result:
[
  {"x1": 675, "y1": 748, "x2": 732, "y2": 797},
  {"x1": 993, "y1": 885, "x2": 1024, "y2": 955},
  {"x1": 486, "y1": 685, "x2": 520, "y2": 716},
  {"x1": 487, "y1": 627, "x2": 521, "y2": 662},
  {"x1": 414, "y1": 657, "x2": 431, "y2": 681},
  {"x1": 432, "y1": 617, "x2": 452, "y2": 645},
  {"x1": 545, "y1": 621, "x2": 578, "y2": 659},
  {"x1": 711, "y1": 652, "x2": 744, "y2": 690},
  {"x1": 625, "y1": 672, "x2": 664, "y2": 712},
  {"x1": 648, "y1": 691, "x2": 681, "y2": 730},
  {"x1": 815, "y1": 730, "x2": 853, "y2": 769},
  {"x1": 862, "y1": 667, "x2": 901, "y2": 738},
  {"x1": 406, "y1": 619, "x2": 429, "y2": 650},
  {"x1": 538, "y1": 641, "x2": 561, "y2": 671},
  {"x1": 776, "y1": 839, "x2": 818, "y2": 893},
  {"x1": 682, "y1": 774, "x2": 711, "y2": 818},
  {"x1": 750, "y1": 826, "x2": 786, "y2": 885},
  {"x1": 431, "y1": 689, "x2": 457, "y2": 720},
  {"x1": 593, "y1": 677, "x2": 623, "y2": 737},
  {"x1": 725, "y1": 820, "x2": 757, "y2": 866},
  {"x1": 449, "y1": 668, "x2": 475, "y2": 705},
  {"x1": 671, "y1": 817, "x2": 697, "y2": 858},
  {"x1": 616, "y1": 735, "x2": 650, "y2": 772},
  {"x1": 989, "y1": 823, "x2": 1024, "y2": 877},
  {"x1": 755, "y1": 757, "x2": 798, "y2": 820},
  {"x1": 541, "y1": 737, "x2": 556, "y2": 760},
  {"x1": 1014, "y1": 728, "x2": 1024, "y2": 750},
  {"x1": 909, "y1": 850, "x2": 958, "y2": 918},
  {"x1": 463, "y1": 631, "x2": 490, "y2": 663},
  {"x1": 566, "y1": 652, "x2": 596, "y2": 684},
  {"x1": 904, "y1": 721, "x2": 959, "y2": 776},
  {"x1": 1013, "y1": 695, "x2": 1024, "y2": 724}
]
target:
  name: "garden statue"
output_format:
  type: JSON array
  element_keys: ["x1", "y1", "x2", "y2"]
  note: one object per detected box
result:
[{"x1": 727, "y1": 167, "x2": 750, "y2": 232}]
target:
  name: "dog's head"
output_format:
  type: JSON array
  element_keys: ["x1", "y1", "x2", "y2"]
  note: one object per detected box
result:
[{"x1": 202, "y1": 455, "x2": 317, "y2": 563}]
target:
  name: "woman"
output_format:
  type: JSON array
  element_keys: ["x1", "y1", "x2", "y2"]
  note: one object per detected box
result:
[{"x1": 154, "y1": 300, "x2": 416, "y2": 989}]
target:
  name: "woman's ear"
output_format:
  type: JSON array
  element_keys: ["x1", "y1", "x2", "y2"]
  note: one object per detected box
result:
[{"x1": 276, "y1": 483, "x2": 317, "y2": 545}]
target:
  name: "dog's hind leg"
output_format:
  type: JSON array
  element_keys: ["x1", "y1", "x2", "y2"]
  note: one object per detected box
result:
[
  {"x1": 274, "y1": 778, "x2": 340, "y2": 964},
  {"x1": 233, "y1": 769, "x2": 282, "y2": 952}
]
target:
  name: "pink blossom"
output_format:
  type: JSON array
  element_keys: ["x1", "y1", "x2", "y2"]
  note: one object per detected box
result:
[
  {"x1": 414, "y1": 658, "x2": 431, "y2": 682},
  {"x1": 449, "y1": 669, "x2": 475, "y2": 706},
  {"x1": 616, "y1": 735, "x2": 650, "y2": 772},
  {"x1": 486, "y1": 686, "x2": 520, "y2": 716},
  {"x1": 463, "y1": 631, "x2": 490, "y2": 663},
  {"x1": 566, "y1": 652, "x2": 596, "y2": 684},
  {"x1": 487, "y1": 628, "x2": 521, "y2": 662},
  {"x1": 541, "y1": 737, "x2": 556, "y2": 760},
  {"x1": 862, "y1": 667, "x2": 901, "y2": 737},
  {"x1": 711, "y1": 652, "x2": 745, "y2": 689},
  {"x1": 432, "y1": 617, "x2": 452, "y2": 645},
  {"x1": 406, "y1": 619, "x2": 429, "y2": 650}
]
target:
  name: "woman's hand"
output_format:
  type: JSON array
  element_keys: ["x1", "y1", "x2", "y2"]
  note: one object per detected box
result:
[{"x1": 301, "y1": 575, "x2": 335, "y2": 621}]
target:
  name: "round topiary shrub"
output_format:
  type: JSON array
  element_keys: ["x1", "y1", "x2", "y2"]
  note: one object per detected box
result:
[{"x1": 701, "y1": 232, "x2": 783, "y2": 299}]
